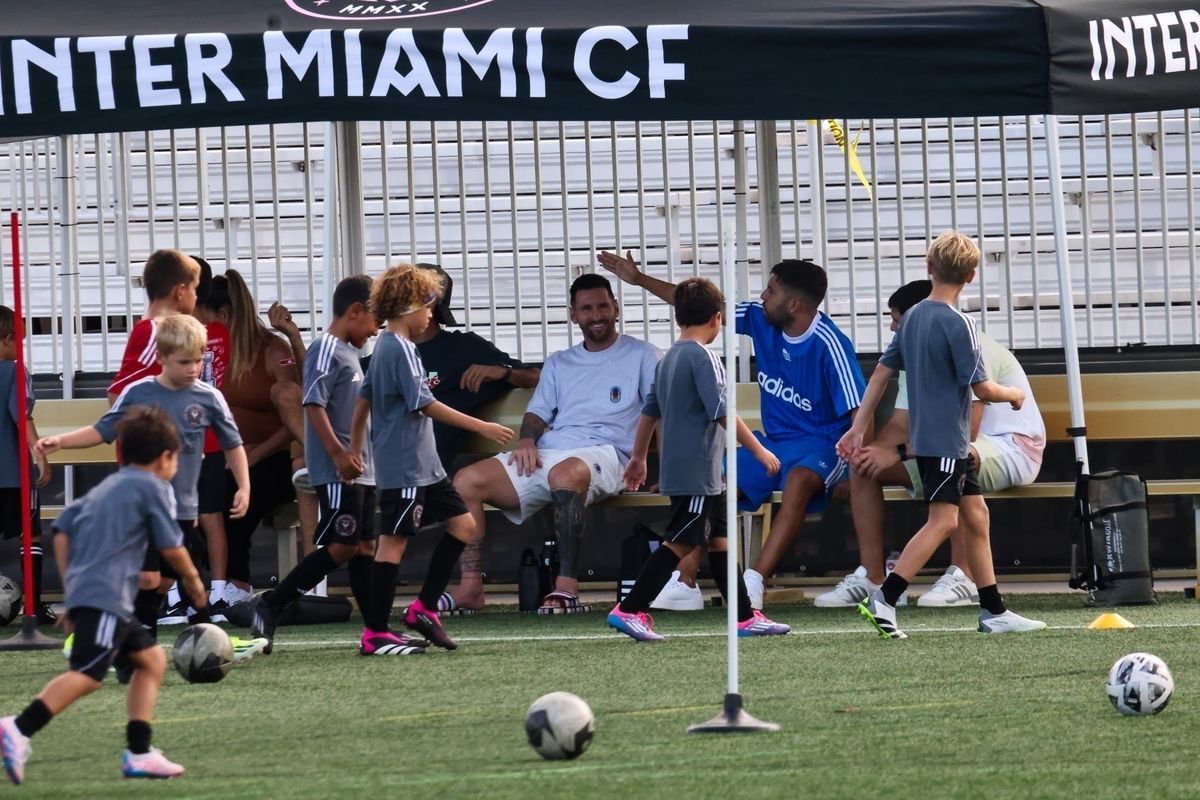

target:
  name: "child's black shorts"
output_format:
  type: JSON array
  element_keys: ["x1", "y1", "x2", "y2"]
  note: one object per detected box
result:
[
  {"x1": 662, "y1": 493, "x2": 729, "y2": 546},
  {"x1": 197, "y1": 451, "x2": 227, "y2": 516},
  {"x1": 68, "y1": 607, "x2": 157, "y2": 682},
  {"x1": 314, "y1": 482, "x2": 378, "y2": 547},
  {"x1": 0, "y1": 487, "x2": 39, "y2": 541},
  {"x1": 915, "y1": 456, "x2": 982, "y2": 506},
  {"x1": 379, "y1": 478, "x2": 467, "y2": 537},
  {"x1": 139, "y1": 520, "x2": 194, "y2": 577}
]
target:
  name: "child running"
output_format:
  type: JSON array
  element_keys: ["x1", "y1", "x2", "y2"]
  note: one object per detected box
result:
[
  {"x1": 2, "y1": 407, "x2": 210, "y2": 784},
  {"x1": 608, "y1": 277, "x2": 790, "y2": 641},
  {"x1": 837, "y1": 231, "x2": 1046, "y2": 638},
  {"x1": 350, "y1": 264, "x2": 513, "y2": 651}
]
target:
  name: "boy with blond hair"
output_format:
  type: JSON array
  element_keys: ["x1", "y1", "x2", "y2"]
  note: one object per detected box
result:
[
  {"x1": 837, "y1": 231, "x2": 1045, "y2": 639},
  {"x1": 3, "y1": 407, "x2": 210, "y2": 783},
  {"x1": 37, "y1": 315, "x2": 251, "y2": 644},
  {"x1": 348, "y1": 265, "x2": 513, "y2": 651}
]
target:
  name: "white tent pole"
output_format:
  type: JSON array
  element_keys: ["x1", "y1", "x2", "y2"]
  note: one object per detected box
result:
[
  {"x1": 321, "y1": 123, "x2": 340, "y2": 330},
  {"x1": 336, "y1": 121, "x2": 366, "y2": 279},
  {"x1": 1043, "y1": 115, "x2": 1090, "y2": 473},
  {"x1": 721, "y1": 220, "x2": 739, "y2": 695},
  {"x1": 56, "y1": 135, "x2": 77, "y2": 503}
]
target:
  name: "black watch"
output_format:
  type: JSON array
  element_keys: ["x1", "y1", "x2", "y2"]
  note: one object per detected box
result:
[{"x1": 896, "y1": 443, "x2": 908, "y2": 461}]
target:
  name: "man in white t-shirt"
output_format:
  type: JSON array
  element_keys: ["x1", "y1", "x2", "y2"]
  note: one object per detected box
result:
[
  {"x1": 825, "y1": 280, "x2": 1045, "y2": 608},
  {"x1": 452, "y1": 273, "x2": 660, "y2": 614}
]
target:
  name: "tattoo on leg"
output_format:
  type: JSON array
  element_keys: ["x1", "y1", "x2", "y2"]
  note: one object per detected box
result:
[
  {"x1": 552, "y1": 489, "x2": 585, "y2": 580},
  {"x1": 458, "y1": 541, "x2": 483, "y2": 575}
]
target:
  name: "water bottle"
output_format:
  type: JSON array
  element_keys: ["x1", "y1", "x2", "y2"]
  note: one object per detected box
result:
[
  {"x1": 538, "y1": 536, "x2": 559, "y2": 598},
  {"x1": 518, "y1": 548, "x2": 540, "y2": 612},
  {"x1": 886, "y1": 549, "x2": 908, "y2": 606}
]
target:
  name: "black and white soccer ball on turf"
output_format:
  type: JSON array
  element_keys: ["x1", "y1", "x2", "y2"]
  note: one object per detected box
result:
[
  {"x1": 0, "y1": 572, "x2": 22, "y2": 626},
  {"x1": 1106, "y1": 652, "x2": 1174, "y2": 716},
  {"x1": 172, "y1": 623, "x2": 234, "y2": 684},
  {"x1": 525, "y1": 692, "x2": 595, "y2": 760}
]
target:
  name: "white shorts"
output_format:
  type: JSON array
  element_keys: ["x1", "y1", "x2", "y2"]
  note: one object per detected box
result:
[
  {"x1": 493, "y1": 445, "x2": 626, "y2": 524},
  {"x1": 903, "y1": 433, "x2": 1041, "y2": 496}
]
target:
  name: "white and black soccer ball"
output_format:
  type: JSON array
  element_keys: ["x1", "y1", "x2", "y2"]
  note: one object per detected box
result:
[
  {"x1": 172, "y1": 623, "x2": 234, "y2": 684},
  {"x1": 0, "y1": 573, "x2": 23, "y2": 626},
  {"x1": 1106, "y1": 652, "x2": 1174, "y2": 716},
  {"x1": 525, "y1": 691, "x2": 595, "y2": 760}
]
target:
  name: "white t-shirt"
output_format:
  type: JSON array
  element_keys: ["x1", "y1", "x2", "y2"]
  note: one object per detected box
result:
[
  {"x1": 895, "y1": 332, "x2": 1045, "y2": 459},
  {"x1": 525, "y1": 334, "x2": 660, "y2": 460}
]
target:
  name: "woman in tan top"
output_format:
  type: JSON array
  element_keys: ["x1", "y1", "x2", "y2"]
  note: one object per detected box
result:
[{"x1": 220, "y1": 270, "x2": 307, "y2": 599}]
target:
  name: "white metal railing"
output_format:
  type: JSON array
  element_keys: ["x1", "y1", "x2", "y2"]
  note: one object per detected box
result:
[{"x1": 0, "y1": 112, "x2": 1196, "y2": 377}]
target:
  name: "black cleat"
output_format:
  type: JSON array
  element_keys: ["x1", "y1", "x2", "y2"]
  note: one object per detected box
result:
[
  {"x1": 35, "y1": 604, "x2": 57, "y2": 627},
  {"x1": 251, "y1": 595, "x2": 280, "y2": 655}
]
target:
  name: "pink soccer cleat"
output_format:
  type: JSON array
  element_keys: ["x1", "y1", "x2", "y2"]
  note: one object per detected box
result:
[
  {"x1": 607, "y1": 604, "x2": 665, "y2": 642},
  {"x1": 737, "y1": 609, "x2": 791, "y2": 637},
  {"x1": 122, "y1": 747, "x2": 185, "y2": 779}
]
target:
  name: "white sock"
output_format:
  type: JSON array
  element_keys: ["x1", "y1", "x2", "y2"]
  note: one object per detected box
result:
[
  {"x1": 210, "y1": 580, "x2": 227, "y2": 604},
  {"x1": 166, "y1": 585, "x2": 181, "y2": 606}
]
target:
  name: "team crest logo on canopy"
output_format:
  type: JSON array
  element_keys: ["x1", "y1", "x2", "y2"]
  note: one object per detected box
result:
[{"x1": 284, "y1": 0, "x2": 498, "y2": 22}]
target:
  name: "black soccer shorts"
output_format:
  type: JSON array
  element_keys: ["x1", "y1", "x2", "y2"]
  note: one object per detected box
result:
[
  {"x1": 915, "y1": 456, "x2": 982, "y2": 506},
  {"x1": 68, "y1": 607, "x2": 157, "y2": 682},
  {"x1": 379, "y1": 478, "x2": 468, "y2": 537},
  {"x1": 314, "y1": 482, "x2": 378, "y2": 547},
  {"x1": 663, "y1": 493, "x2": 728, "y2": 546},
  {"x1": 197, "y1": 451, "x2": 227, "y2": 515},
  {"x1": 0, "y1": 487, "x2": 39, "y2": 541}
]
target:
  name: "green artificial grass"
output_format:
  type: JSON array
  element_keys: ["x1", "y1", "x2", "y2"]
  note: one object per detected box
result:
[{"x1": 1, "y1": 594, "x2": 1197, "y2": 799}]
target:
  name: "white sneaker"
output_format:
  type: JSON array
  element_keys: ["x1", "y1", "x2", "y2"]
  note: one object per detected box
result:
[
  {"x1": 917, "y1": 566, "x2": 979, "y2": 607},
  {"x1": 121, "y1": 747, "x2": 185, "y2": 779},
  {"x1": 649, "y1": 571, "x2": 704, "y2": 612},
  {"x1": 1, "y1": 716, "x2": 32, "y2": 785},
  {"x1": 224, "y1": 584, "x2": 254, "y2": 606},
  {"x1": 978, "y1": 609, "x2": 1047, "y2": 634},
  {"x1": 813, "y1": 566, "x2": 880, "y2": 608},
  {"x1": 743, "y1": 569, "x2": 765, "y2": 610}
]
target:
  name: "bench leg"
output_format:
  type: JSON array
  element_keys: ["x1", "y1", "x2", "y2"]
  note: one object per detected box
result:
[
  {"x1": 276, "y1": 525, "x2": 299, "y2": 579},
  {"x1": 1193, "y1": 496, "x2": 1199, "y2": 598}
]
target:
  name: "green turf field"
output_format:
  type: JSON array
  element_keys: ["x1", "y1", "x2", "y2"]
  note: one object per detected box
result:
[{"x1": 1, "y1": 594, "x2": 1196, "y2": 799}]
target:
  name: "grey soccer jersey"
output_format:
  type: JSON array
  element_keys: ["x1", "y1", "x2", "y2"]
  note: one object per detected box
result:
[
  {"x1": 303, "y1": 333, "x2": 374, "y2": 487},
  {"x1": 0, "y1": 361, "x2": 34, "y2": 489},
  {"x1": 880, "y1": 299, "x2": 986, "y2": 459},
  {"x1": 55, "y1": 466, "x2": 181, "y2": 617},
  {"x1": 360, "y1": 332, "x2": 443, "y2": 489},
  {"x1": 642, "y1": 341, "x2": 726, "y2": 496},
  {"x1": 96, "y1": 377, "x2": 242, "y2": 520}
]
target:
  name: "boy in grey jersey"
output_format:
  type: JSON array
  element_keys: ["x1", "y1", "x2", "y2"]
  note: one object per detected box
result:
[
  {"x1": 838, "y1": 231, "x2": 1045, "y2": 639},
  {"x1": 607, "y1": 278, "x2": 789, "y2": 641},
  {"x1": 37, "y1": 315, "x2": 250, "y2": 639},
  {"x1": 252, "y1": 276, "x2": 427, "y2": 656},
  {"x1": 349, "y1": 265, "x2": 513, "y2": 651},
  {"x1": 2, "y1": 407, "x2": 211, "y2": 784}
]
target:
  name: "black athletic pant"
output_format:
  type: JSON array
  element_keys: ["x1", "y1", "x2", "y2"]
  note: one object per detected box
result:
[{"x1": 224, "y1": 451, "x2": 296, "y2": 584}]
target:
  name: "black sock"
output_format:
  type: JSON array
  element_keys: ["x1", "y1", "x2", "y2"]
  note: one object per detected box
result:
[
  {"x1": 133, "y1": 589, "x2": 160, "y2": 640},
  {"x1": 24, "y1": 544, "x2": 44, "y2": 608},
  {"x1": 418, "y1": 534, "x2": 466, "y2": 609},
  {"x1": 881, "y1": 573, "x2": 909, "y2": 607},
  {"x1": 268, "y1": 549, "x2": 338, "y2": 610},
  {"x1": 708, "y1": 551, "x2": 755, "y2": 623},
  {"x1": 348, "y1": 555, "x2": 374, "y2": 619},
  {"x1": 366, "y1": 561, "x2": 400, "y2": 632},
  {"x1": 14, "y1": 699, "x2": 52, "y2": 738},
  {"x1": 618, "y1": 548, "x2": 680, "y2": 614},
  {"x1": 978, "y1": 584, "x2": 1006, "y2": 615},
  {"x1": 126, "y1": 720, "x2": 152, "y2": 755}
]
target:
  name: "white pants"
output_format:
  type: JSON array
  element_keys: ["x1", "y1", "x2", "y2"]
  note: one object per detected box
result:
[
  {"x1": 493, "y1": 445, "x2": 625, "y2": 524},
  {"x1": 903, "y1": 432, "x2": 1041, "y2": 496}
]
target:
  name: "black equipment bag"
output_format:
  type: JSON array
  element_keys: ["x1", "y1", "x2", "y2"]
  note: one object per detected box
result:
[
  {"x1": 224, "y1": 594, "x2": 353, "y2": 628},
  {"x1": 1069, "y1": 467, "x2": 1156, "y2": 606}
]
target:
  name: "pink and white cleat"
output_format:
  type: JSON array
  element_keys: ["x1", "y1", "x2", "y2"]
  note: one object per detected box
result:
[
  {"x1": 121, "y1": 747, "x2": 185, "y2": 779},
  {"x1": 1, "y1": 716, "x2": 31, "y2": 785},
  {"x1": 607, "y1": 604, "x2": 665, "y2": 642},
  {"x1": 737, "y1": 609, "x2": 791, "y2": 637}
]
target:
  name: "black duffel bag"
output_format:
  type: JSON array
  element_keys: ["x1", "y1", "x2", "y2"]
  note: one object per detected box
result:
[{"x1": 1069, "y1": 468, "x2": 1157, "y2": 606}]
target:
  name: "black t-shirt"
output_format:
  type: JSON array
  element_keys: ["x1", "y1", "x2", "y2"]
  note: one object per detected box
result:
[{"x1": 415, "y1": 330, "x2": 525, "y2": 469}]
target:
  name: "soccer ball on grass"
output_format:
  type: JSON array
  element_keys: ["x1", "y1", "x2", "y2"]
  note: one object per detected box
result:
[
  {"x1": 0, "y1": 573, "x2": 23, "y2": 626},
  {"x1": 525, "y1": 691, "x2": 595, "y2": 760},
  {"x1": 1106, "y1": 652, "x2": 1174, "y2": 716},
  {"x1": 172, "y1": 623, "x2": 234, "y2": 684}
]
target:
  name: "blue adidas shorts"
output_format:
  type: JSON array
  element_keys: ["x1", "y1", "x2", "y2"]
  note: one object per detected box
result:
[{"x1": 735, "y1": 432, "x2": 847, "y2": 513}]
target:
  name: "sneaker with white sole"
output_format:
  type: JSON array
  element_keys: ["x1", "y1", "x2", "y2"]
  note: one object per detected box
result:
[
  {"x1": 650, "y1": 571, "x2": 704, "y2": 611},
  {"x1": 858, "y1": 590, "x2": 908, "y2": 640},
  {"x1": 1, "y1": 716, "x2": 31, "y2": 785},
  {"x1": 813, "y1": 566, "x2": 880, "y2": 608},
  {"x1": 223, "y1": 584, "x2": 255, "y2": 606},
  {"x1": 737, "y1": 610, "x2": 790, "y2": 637},
  {"x1": 917, "y1": 566, "x2": 979, "y2": 607},
  {"x1": 978, "y1": 609, "x2": 1047, "y2": 634},
  {"x1": 121, "y1": 747, "x2": 185, "y2": 779},
  {"x1": 606, "y1": 604, "x2": 664, "y2": 642},
  {"x1": 743, "y1": 569, "x2": 765, "y2": 610},
  {"x1": 231, "y1": 636, "x2": 269, "y2": 664}
]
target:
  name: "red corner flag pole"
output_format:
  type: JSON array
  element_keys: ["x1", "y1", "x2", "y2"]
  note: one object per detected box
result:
[{"x1": 0, "y1": 211, "x2": 58, "y2": 649}]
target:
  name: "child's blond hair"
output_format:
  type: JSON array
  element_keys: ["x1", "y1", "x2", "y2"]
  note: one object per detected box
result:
[
  {"x1": 927, "y1": 231, "x2": 981, "y2": 285},
  {"x1": 155, "y1": 313, "x2": 207, "y2": 359},
  {"x1": 370, "y1": 264, "x2": 443, "y2": 323}
]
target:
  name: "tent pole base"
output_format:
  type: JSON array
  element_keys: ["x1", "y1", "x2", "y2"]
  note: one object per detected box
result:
[
  {"x1": 687, "y1": 693, "x2": 780, "y2": 734},
  {"x1": 0, "y1": 615, "x2": 62, "y2": 651}
]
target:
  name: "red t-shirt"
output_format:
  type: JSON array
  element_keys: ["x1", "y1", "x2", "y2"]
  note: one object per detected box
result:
[{"x1": 201, "y1": 321, "x2": 230, "y2": 454}]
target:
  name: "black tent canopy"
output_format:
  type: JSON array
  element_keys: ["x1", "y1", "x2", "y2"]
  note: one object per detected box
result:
[{"x1": 0, "y1": 0, "x2": 1197, "y2": 137}]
